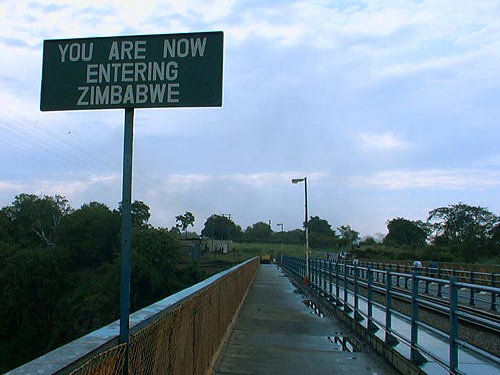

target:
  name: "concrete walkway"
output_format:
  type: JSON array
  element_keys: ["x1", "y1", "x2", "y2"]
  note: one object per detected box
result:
[{"x1": 214, "y1": 264, "x2": 400, "y2": 375}]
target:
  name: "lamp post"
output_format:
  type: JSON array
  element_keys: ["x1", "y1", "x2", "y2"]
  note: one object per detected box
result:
[
  {"x1": 276, "y1": 223, "x2": 284, "y2": 263},
  {"x1": 292, "y1": 177, "x2": 309, "y2": 283}
]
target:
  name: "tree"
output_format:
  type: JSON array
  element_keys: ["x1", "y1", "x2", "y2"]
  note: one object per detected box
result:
[
  {"x1": 338, "y1": 225, "x2": 359, "y2": 248},
  {"x1": 427, "y1": 203, "x2": 498, "y2": 259},
  {"x1": 0, "y1": 208, "x2": 15, "y2": 245},
  {"x1": 244, "y1": 222, "x2": 272, "y2": 242},
  {"x1": 307, "y1": 216, "x2": 337, "y2": 248},
  {"x1": 60, "y1": 202, "x2": 120, "y2": 265},
  {"x1": 131, "y1": 226, "x2": 184, "y2": 310},
  {"x1": 360, "y1": 235, "x2": 377, "y2": 246},
  {"x1": 428, "y1": 203, "x2": 498, "y2": 245},
  {"x1": 201, "y1": 214, "x2": 242, "y2": 240},
  {"x1": 383, "y1": 218, "x2": 428, "y2": 247},
  {"x1": 308, "y1": 216, "x2": 335, "y2": 235},
  {"x1": 4, "y1": 194, "x2": 72, "y2": 247},
  {"x1": 175, "y1": 211, "x2": 195, "y2": 239},
  {"x1": 489, "y1": 223, "x2": 500, "y2": 255},
  {"x1": 118, "y1": 200, "x2": 151, "y2": 228},
  {"x1": 280, "y1": 229, "x2": 304, "y2": 245}
]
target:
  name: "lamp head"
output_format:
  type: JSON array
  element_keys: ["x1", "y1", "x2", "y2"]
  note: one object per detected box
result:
[{"x1": 291, "y1": 178, "x2": 305, "y2": 184}]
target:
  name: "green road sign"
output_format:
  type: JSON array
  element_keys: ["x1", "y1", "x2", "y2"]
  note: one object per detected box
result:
[{"x1": 41, "y1": 31, "x2": 223, "y2": 111}]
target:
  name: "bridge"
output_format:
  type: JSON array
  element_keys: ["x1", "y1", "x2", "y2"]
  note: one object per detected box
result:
[{"x1": 6, "y1": 256, "x2": 500, "y2": 375}]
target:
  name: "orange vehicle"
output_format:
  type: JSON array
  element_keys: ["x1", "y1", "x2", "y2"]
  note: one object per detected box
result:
[{"x1": 260, "y1": 254, "x2": 273, "y2": 264}]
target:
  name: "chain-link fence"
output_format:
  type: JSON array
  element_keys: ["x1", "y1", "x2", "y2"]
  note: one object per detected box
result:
[{"x1": 66, "y1": 257, "x2": 258, "y2": 375}]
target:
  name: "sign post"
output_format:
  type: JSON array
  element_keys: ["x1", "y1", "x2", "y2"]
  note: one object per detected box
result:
[
  {"x1": 119, "y1": 108, "x2": 134, "y2": 350},
  {"x1": 41, "y1": 31, "x2": 223, "y2": 371}
]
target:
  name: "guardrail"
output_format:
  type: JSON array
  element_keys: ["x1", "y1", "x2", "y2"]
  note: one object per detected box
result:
[
  {"x1": 334, "y1": 258, "x2": 500, "y2": 289},
  {"x1": 334, "y1": 259, "x2": 499, "y2": 311},
  {"x1": 282, "y1": 256, "x2": 500, "y2": 375},
  {"x1": 7, "y1": 257, "x2": 260, "y2": 375}
]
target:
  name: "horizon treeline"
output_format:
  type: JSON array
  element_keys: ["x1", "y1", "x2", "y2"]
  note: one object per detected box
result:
[{"x1": 0, "y1": 193, "x2": 205, "y2": 373}]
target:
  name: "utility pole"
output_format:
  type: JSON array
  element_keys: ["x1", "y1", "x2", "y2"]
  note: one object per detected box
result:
[
  {"x1": 221, "y1": 213, "x2": 232, "y2": 254},
  {"x1": 277, "y1": 223, "x2": 284, "y2": 263},
  {"x1": 292, "y1": 177, "x2": 309, "y2": 284},
  {"x1": 268, "y1": 219, "x2": 272, "y2": 245}
]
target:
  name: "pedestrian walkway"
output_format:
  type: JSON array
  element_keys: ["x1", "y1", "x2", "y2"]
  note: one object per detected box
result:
[{"x1": 214, "y1": 264, "x2": 399, "y2": 375}]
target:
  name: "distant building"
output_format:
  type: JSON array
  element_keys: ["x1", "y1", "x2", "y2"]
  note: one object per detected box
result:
[
  {"x1": 180, "y1": 238, "x2": 202, "y2": 259},
  {"x1": 202, "y1": 239, "x2": 233, "y2": 254}
]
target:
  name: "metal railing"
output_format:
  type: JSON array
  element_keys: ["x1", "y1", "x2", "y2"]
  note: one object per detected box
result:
[
  {"x1": 282, "y1": 256, "x2": 500, "y2": 375},
  {"x1": 336, "y1": 258, "x2": 500, "y2": 290},
  {"x1": 329, "y1": 259, "x2": 500, "y2": 311},
  {"x1": 7, "y1": 257, "x2": 260, "y2": 375}
]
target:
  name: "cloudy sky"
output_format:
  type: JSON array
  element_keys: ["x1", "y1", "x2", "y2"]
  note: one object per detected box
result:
[{"x1": 1, "y1": 0, "x2": 500, "y2": 237}]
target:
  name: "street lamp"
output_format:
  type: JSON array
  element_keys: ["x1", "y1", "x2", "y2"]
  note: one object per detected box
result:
[
  {"x1": 292, "y1": 177, "x2": 309, "y2": 283},
  {"x1": 276, "y1": 223, "x2": 284, "y2": 263}
]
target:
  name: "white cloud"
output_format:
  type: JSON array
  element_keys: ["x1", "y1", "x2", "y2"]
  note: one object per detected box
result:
[
  {"x1": 351, "y1": 169, "x2": 500, "y2": 190},
  {"x1": 0, "y1": 173, "x2": 119, "y2": 198},
  {"x1": 161, "y1": 171, "x2": 329, "y2": 190},
  {"x1": 358, "y1": 132, "x2": 408, "y2": 152}
]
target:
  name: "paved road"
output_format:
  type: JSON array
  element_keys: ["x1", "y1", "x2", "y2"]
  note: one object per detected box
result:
[{"x1": 214, "y1": 264, "x2": 399, "y2": 375}]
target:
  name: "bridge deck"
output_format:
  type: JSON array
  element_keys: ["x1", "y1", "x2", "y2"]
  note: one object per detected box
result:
[{"x1": 214, "y1": 264, "x2": 399, "y2": 375}]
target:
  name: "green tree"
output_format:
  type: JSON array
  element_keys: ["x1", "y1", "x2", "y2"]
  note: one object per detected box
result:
[
  {"x1": 0, "y1": 247, "x2": 68, "y2": 371},
  {"x1": 131, "y1": 200, "x2": 151, "y2": 228},
  {"x1": 0, "y1": 208, "x2": 15, "y2": 245},
  {"x1": 428, "y1": 203, "x2": 498, "y2": 244},
  {"x1": 383, "y1": 218, "x2": 428, "y2": 247},
  {"x1": 175, "y1": 211, "x2": 195, "y2": 239},
  {"x1": 307, "y1": 216, "x2": 337, "y2": 248},
  {"x1": 489, "y1": 223, "x2": 500, "y2": 255},
  {"x1": 427, "y1": 203, "x2": 498, "y2": 259},
  {"x1": 337, "y1": 225, "x2": 359, "y2": 248},
  {"x1": 201, "y1": 214, "x2": 242, "y2": 240},
  {"x1": 280, "y1": 229, "x2": 304, "y2": 245},
  {"x1": 60, "y1": 202, "x2": 120, "y2": 266},
  {"x1": 131, "y1": 226, "x2": 184, "y2": 310},
  {"x1": 244, "y1": 222, "x2": 273, "y2": 242},
  {"x1": 4, "y1": 194, "x2": 71, "y2": 247},
  {"x1": 308, "y1": 216, "x2": 335, "y2": 235}
]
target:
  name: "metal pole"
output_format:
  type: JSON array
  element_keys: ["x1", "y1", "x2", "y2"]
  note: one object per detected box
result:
[
  {"x1": 449, "y1": 277, "x2": 459, "y2": 373},
  {"x1": 385, "y1": 269, "x2": 397, "y2": 345},
  {"x1": 491, "y1": 273, "x2": 497, "y2": 312},
  {"x1": 437, "y1": 266, "x2": 442, "y2": 298},
  {"x1": 304, "y1": 177, "x2": 309, "y2": 280},
  {"x1": 344, "y1": 263, "x2": 350, "y2": 312},
  {"x1": 329, "y1": 260, "x2": 333, "y2": 301},
  {"x1": 469, "y1": 270, "x2": 475, "y2": 306},
  {"x1": 119, "y1": 108, "x2": 134, "y2": 370},
  {"x1": 335, "y1": 261, "x2": 340, "y2": 304},
  {"x1": 323, "y1": 260, "x2": 327, "y2": 292},
  {"x1": 367, "y1": 267, "x2": 375, "y2": 331},
  {"x1": 410, "y1": 270, "x2": 425, "y2": 364}
]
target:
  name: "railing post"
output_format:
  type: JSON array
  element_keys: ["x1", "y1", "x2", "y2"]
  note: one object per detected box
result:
[
  {"x1": 316, "y1": 259, "x2": 319, "y2": 289},
  {"x1": 410, "y1": 270, "x2": 425, "y2": 364},
  {"x1": 354, "y1": 264, "x2": 362, "y2": 320},
  {"x1": 344, "y1": 263, "x2": 351, "y2": 312},
  {"x1": 385, "y1": 269, "x2": 398, "y2": 345},
  {"x1": 491, "y1": 273, "x2": 497, "y2": 312},
  {"x1": 329, "y1": 260, "x2": 333, "y2": 301},
  {"x1": 424, "y1": 267, "x2": 430, "y2": 294},
  {"x1": 405, "y1": 265, "x2": 409, "y2": 289},
  {"x1": 367, "y1": 267, "x2": 378, "y2": 332},
  {"x1": 312, "y1": 259, "x2": 315, "y2": 287},
  {"x1": 469, "y1": 270, "x2": 475, "y2": 306},
  {"x1": 335, "y1": 261, "x2": 341, "y2": 306},
  {"x1": 437, "y1": 266, "x2": 443, "y2": 298},
  {"x1": 323, "y1": 260, "x2": 327, "y2": 293},
  {"x1": 449, "y1": 276, "x2": 459, "y2": 374}
]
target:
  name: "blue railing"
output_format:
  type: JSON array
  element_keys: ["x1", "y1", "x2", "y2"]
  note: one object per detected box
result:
[{"x1": 282, "y1": 256, "x2": 500, "y2": 375}]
